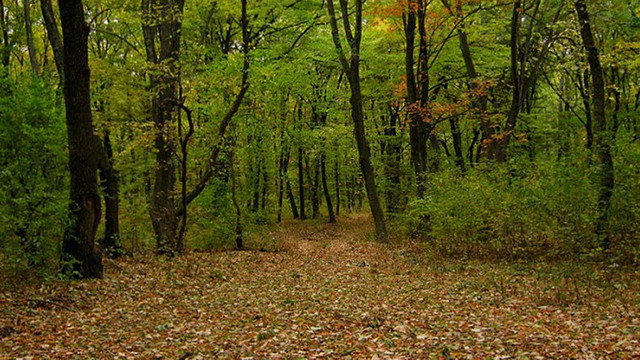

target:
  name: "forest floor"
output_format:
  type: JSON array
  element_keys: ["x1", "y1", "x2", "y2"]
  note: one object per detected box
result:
[{"x1": 1, "y1": 214, "x2": 640, "y2": 359}]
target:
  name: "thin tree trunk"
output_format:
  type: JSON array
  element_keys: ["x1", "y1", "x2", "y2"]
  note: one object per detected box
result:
[
  {"x1": 334, "y1": 156, "x2": 340, "y2": 216},
  {"x1": 99, "y1": 131, "x2": 123, "y2": 258},
  {"x1": 277, "y1": 129, "x2": 285, "y2": 223},
  {"x1": 261, "y1": 161, "x2": 267, "y2": 211},
  {"x1": 404, "y1": 1, "x2": 429, "y2": 196},
  {"x1": 307, "y1": 156, "x2": 320, "y2": 219},
  {"x1": 327, "y1": 0, "x2": 388, "y2": 242},
  {"x1": 298, "y1": 146, "x2": 306, "y2": 219},
  {"x1": 286, "y1": 178, "x2": 299, "y2": 218},
  {"x1": 0, "y1": 0, "x2": 9, "y2": 75},
  {"x1": 383, "y1": 105, "x2": 403, "y2": 214},
  {"x1": 449, "y1": 116, "x2": 465, "y2": 173},
  {"x1": 41, "y1": 0, "x2": 64, "y2": 78},
  {"x1": 230, "y1": 145, "x2": 243, "y2": 249},
  {"x1": 24, "y1": 0, "x2": 38, "y2": 74},
  {"x1": 59, "y1": 0, "x2": 103, "y2": 279},
  {"x1": 321, "y1": 152, "x2": 336, "y2": 223},
  {"x1": 251, "y1": 158, "x2": 260, "y2": 212},
  {"x1": 575, "y1": 0, "x2": 615, "y2": 250}
]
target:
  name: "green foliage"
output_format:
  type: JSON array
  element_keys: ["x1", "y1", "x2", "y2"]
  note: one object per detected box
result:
[
  {"x1": 0, "y1": 76, "x2": 67, "y2": 279},
  {"x1": 403, "y1": 143, "x2": 640, "y2": 263},
  {"x1": 403, "y1": 157, "x2": 595, "y2": 260}
]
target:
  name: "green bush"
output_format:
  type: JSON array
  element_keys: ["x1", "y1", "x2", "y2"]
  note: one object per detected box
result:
[
  {"x1": 0, "y1": 76, "x2": 68, "y2": 280},
  {"x1": 401, "y1": 150, "x2": 639, "y2": 263}
]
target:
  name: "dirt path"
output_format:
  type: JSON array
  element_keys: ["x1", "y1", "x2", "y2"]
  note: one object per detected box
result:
[{"x1": 1, "y1": 214, "x2": 639, "y2": 359}]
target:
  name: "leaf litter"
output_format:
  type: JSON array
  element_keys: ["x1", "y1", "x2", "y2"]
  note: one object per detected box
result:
[{"x1": 1, "y1": 214, "x2": 639, "y2": 359}]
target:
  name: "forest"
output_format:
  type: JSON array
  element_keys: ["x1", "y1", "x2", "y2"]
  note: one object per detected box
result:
[{"x1": 1, "y1": 0, "x2": 639, "y2": 358}]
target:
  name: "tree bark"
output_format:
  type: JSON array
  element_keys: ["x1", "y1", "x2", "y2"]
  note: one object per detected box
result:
[
  {"x1": 286, "y1": 178, "x2": 298, "y2": 218},
  {"x1": 321, "y1": 152, "x2": 336, "y2": 223},
  {"x1": 0, "y1": 0, "x2": 9, "y2": 75},
  {"x1": 297, "y1": 146, "x2": 306, "y2": 220},
  {"x1": 326, "y1": 0, "x2": 388, "y2": 242},
  {"x1": 383, "y1": 105, "x2": 403, "y2": 214},
  {"x1": 307, "y1": 156, "x2": 320, "y2": 219},
  {"x1": 441, "y1": 0, "x2": 488, "y2": 164},
  {"x1": 403, "y1": 0, "x2": 429, "y2": 196},
  {"x1": 98, "y1": 131, "x2": 123, "y2": 258},
  {"x1": 334, "y1": 157, "x2": 340, "y2": 216},
  {"x1": 230, "y1": 145, "x2": 243, "y2": 249},
  {"x1": 449, "y1": 116, "x2": 465, "y2": 173},
  {"x1": 575, "y1": 0, "x2": 615, "y2": 250},
  {"x1": 59, "y1": 0, "x2": 103, "y2": 279},
  {"x1": 142, "y1": 0, "x2": 185, "y2": 255},
  {"x1": 277, "y1": 128, "x2": 286, "y2": 223},
  {"x1": 24, "y1": 0, "x2": 38, "y2": 74},
  {"x1": 41, "y1": 0, "x2": 65, "y2": 78}
]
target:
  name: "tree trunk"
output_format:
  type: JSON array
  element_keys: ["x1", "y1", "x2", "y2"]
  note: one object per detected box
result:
[
  {"x1": 142, "y1": 0, "x2": 186, "y2": 255},
  {"x1": 277, "y1": 129, "x2": 285, "y2": 223},
  {"x1": 449, "y1": 116, "x2": 465, "y2": 173},
  {"x1": 251, "y1": 158, "x2": 261, "y2": 212},
  {"x1": 334, "y1": 157, "x2": 340, "y2": 216},
  {"x1": 230, "y1": 146, "x2": 243, "y2": 249},
  {"x1": 575, "y1": 0, "x2": 615, "y2": 250},
  {"x1": 0, "y1": 0, "x2": 9, "y2": 75},
  {"x1": 298, "y1": 146, "x2": 306, "y2": 219},
  {"x1": 286, "y1": 178, "x2": 299, "y2": 218},
  {"x1": 327, "y1": 0, "x2": 388, "y2": 242},
  {"x1": 59, "y1": 0, "x2": 103, "y2": 279},
  {"x1": 311, "y1": 157, "x2": 320, "y2": 219},
  {"x1": 383, "y1": 105, "x2": 403, "y2": 214},
  {"x1": 41, "y1": 0, "x2": 65, "y2": 78},
  {"x1": 24, "y1": 0, "x2": 38, "y2": 74},
  {"x1": 321, "y1": 152, "x2": 336, "y2": 223},
  {"x1": 261, "y1": 161, "x2": 267, "y2": 211},
  {"x1": 404, "y1": 1, "x2": 429, "y2": 196},
  {"x1": 98, "y1": 131, "x2": 123, "y2": 258}
]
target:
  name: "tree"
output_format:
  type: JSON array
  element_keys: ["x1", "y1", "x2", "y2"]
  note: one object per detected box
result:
[
  {"x1": 326, "y1": 0, "x2": 388, "y2": 242},
  {"x1": 59, "y1": 0, "x2": 103, "y2": 278},
  {"x1": 574, "y1": 0, "x2": 615, "y2": 250}
]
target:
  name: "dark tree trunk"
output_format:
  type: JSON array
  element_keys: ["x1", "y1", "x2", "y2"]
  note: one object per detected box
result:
[
  {"x1": 321, "y1": 152, "x2": 336, "y2": 223},
  {"x1": 575, "y1": 0, "x2": 615, "y2": 250},
  {"x1": 348, "y1": 175, "x2": 355, "y2": 212},
  {"x1": 24, "y1": 0, "x2": 38, "y2": 74},
  {"x1": 298, "y1": 146, "x2": 306, "y2": 219},
  {"x1": 41, "y1": 0, "x2": 65, "y2": 78},
  {"x1": 383, "y1": 105, "x2": 403, "y2": 214},
  {"x1": 0, "y1": 0, "x2": 9, "y2": 75},
  {"x1": 230, "y1": 146, "x2": 243, "y2": 249},
  {"x1": 261, "y1": 161, "x2": 267, "y2": 211},
  {"x1": 281, "y1": 126, "x2": 298, "y2": 218},
  {"x1": 49, "y1": 0, "x2": 120, "y2": 259},
  {"x1": 491, "y1": 0, "x2": 523, "y2": 162},
  {"x1": 59, "y1": 0, "x2": 103, "y2": 279},
  {"x1": 327, "y1": 0, "x2": 388, "y2": 242},
  {"x1": 98, "y1": 131, "x2": 123, "y2": 258},
  {"x1": 334, "y1": 157, "x2": 340, "y2": 216},
  {"x1": 286, "y1": 178, "x2": 299, "y2": 218},
  {"x1": 307, "y1": 156, "x2": 320, "y2": 219},
  {"x1": 442, "y1": 0, "x2": 488, "y2": 164},
  {"x1": 449, "y1": 116, "x2": 465, "y2": 173},
  {"x1": 142, "y1": 0, "x2": 185, "y2": 255},
  {"x1": 277, "y1": 129, "x2": 285, "y2": 223},
  {"x1": 578, "y1": 70, "x2": 594, "y2": 149},
  {"x1": 404, "y1": 1, "x2": 430, "y2": 196}
]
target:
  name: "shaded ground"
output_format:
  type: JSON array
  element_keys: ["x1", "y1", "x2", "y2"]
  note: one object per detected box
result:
[{"x1": 1, "y1": 214, "x2": 639, "y2": 359}]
